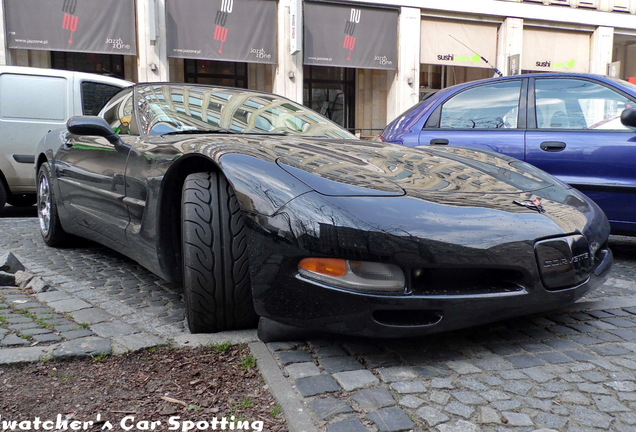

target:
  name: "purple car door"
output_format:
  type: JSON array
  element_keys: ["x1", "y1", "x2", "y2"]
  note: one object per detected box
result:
[{"x1": 525, "y1": 77, "x2": 636, "y2": 234}]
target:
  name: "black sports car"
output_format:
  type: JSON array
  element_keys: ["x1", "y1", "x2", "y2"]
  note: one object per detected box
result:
[{"x1": 36, "y1": 83, "x2": 613, "y2": 339}]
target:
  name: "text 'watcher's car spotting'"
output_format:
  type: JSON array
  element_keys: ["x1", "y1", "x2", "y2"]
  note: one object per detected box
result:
[{"x1": 36, "y1": 83, "x2": 612, "y2": 340}]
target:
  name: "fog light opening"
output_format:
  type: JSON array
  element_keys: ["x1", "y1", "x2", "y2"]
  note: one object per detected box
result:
[
  {"x1": 373, "y1": 309, "x2": 443, "y2": 327},
  {"x1": 298, "y1": 258, "x2": 405, "y2": 293}
]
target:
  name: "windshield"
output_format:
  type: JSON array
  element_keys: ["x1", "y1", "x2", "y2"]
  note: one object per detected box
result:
[{"x1": 135, "y1": 84, "x2": 355, "y2": 139}]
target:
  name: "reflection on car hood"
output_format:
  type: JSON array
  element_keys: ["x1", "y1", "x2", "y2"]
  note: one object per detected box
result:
[
  {"x1": 273, "y1": 138, "x2": 553, "y2": 197},
  {"x1": 143, "y1": 134, "x2": 555, "y2": 197}
]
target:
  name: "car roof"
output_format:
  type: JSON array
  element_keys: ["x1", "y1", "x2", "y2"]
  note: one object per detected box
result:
[{"x1": 444, "y1": 72, "x2": 631, "y2": 92}]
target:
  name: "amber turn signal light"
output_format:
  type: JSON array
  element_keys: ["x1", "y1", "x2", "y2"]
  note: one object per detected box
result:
[{"x1": 298, "y1": 258, "x2": 347, "y2": 277}]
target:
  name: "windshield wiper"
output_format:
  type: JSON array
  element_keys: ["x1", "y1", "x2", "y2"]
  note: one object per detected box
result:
[{"x1": 162, "y1": 128, "x2": 237, "y2": 136}]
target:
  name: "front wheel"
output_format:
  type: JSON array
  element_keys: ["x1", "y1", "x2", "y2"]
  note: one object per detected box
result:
[
  {"x1": 37, "y1": 163, "x2": 71, "y2": 247},
  {"x1": 181, "y1": 172, "x2": 258, "y2": 333}
]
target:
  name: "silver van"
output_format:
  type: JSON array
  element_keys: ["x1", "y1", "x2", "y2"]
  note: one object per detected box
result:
[{"x1": 0, "y1": 66, "x2": 131, "y2": 210}]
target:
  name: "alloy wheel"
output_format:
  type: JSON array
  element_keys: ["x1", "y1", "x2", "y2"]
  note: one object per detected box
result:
[{"x1": 37, "y1": 173, "x2": 51, "y2": 236}]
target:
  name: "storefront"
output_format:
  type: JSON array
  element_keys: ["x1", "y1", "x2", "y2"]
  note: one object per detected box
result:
[
  {"x1": 521, "y1": 27, "x2": 591, "y2": 73},
  {"x1": 419, "y1": 18, "x2": 500, "y2": 98},
  {"x1": 1, "y1": 0, "x2": 635, "y2": 133},
  {"x1": 612, "y1": 33, "x2": 636, "y2": 82},
  {"x1": 302, "y1": 1, "x2": 398, "y2": 134},
  {"x1": 165, "y1": 0, "x2": 277, "y2": 90},
  {"x1": 3, "y1": 0, "x2": 137, "y2": 80}
]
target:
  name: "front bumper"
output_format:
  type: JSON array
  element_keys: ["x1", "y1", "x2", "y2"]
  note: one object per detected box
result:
[
  {"x1": 246, "y1": 193, "x2": 612, "y2": 338},
  {"x1": 251, "y1": 249, "x2": 611, "y2": 339}
]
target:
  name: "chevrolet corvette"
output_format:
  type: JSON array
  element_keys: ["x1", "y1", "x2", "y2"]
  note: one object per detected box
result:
[{"x1": 36, "y1": 83, "x2": 613, "y2": 339}]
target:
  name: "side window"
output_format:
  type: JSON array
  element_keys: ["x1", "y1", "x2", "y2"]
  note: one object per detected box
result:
[
  {"x1": 99, "y1": 90, "x2": 134, "y2": 134},
  {"x1": 535, "y1": 78, "x2": 635, "y2": 130},
  {"x1": 82, "y1": 82, "x2": 125, "y2": 116},
  {"x1": 439, "y1": 81, "x2": 522, "y2": 129},
  {"x1": 0, "y1": 74, "x2": 66, "y2": 120}
]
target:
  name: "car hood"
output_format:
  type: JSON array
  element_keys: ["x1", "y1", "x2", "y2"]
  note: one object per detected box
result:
[
  {"x1": 270, "y1": 138, "x2": 554, "y2": 198},
  {"x1": 151, "y1": 133, "x2": 560, "y2": 198}
]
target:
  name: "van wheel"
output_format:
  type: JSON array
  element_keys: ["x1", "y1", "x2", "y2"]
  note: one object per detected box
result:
[
  {"x1": 7, "y1": 194, "x2": 36, "y2": 207},
  {"x1": 181, "y1": 172, "x2": 258, "y2": 333},
  {"x1": 37, "y1": 163, "x2": 70, "y2": 247},
  {"x1": 0, "y1": 181, "x2": 6, "y2": 210}
]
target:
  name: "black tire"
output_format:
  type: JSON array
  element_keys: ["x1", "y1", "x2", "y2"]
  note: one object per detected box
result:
[
  {"x1": 0, "y1": 180, "x2": 7, "y2": 210},
  {"x1": 37, "y1": 162, "x2": 71, "y2": 247},
  {"x1": 182, "y1": 172, "x2": 257, "y2": 333},
  {"x1": 7, "y1": 194, "x2": 36, "y2": 207}
]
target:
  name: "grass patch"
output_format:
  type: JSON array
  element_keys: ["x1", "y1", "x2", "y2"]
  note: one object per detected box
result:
[
  {"x1": 270, "y1": 404, "x2": 282, "y2": 418},
  {"x1": 91, "y1": 353, "x2": 109, "y2": 362},
  {"x1": 17, "y1": 309, "x2": 38, "y2": 319},
  {"x1": 241, "y1": 354, "x2": 257, "y2": 370},
  {"x1": 209, "y1": 341, "x2": 233, "y2": 353}
]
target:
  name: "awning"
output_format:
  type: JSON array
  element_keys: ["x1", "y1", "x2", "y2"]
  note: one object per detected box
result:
[
  {"x1": 420, "y1": 19, "x2": 498, "y2": 68},
  {"x1": 304, "y1": 2, "x2": 398, "y2": 70},
  {"x1": 166, "y1": 0, "x2": 277, "y2": 64},
  {"x1": 4, "y1": 0, "x2": 137, "y2": 55},
  {"x1": 522, "y1": 28, "x2": 590, "y2": 73}
]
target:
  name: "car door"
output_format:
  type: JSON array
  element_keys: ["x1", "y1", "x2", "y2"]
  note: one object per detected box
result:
[
  {"x1": 417, "y1": 79, "x2": 527, "y2": 160},
  {"x1": 525, "y1": 77, "x2": 636, "y2": 233},
  {"x1": 55, "y1": 89, "x2": 134, "y2": 245}
]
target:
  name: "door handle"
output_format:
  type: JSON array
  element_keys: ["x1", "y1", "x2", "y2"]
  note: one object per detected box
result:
[
  {"x1": 540, "y1": 141, "x2": 566, "y2": 152},
  {"x1": 430, "y1": 139, "x2": 449, "y2": 145}
]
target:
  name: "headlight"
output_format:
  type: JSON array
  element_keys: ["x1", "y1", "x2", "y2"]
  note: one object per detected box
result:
[{"x1": 298, "y1": 258, "x2": 405, "y2": 293}]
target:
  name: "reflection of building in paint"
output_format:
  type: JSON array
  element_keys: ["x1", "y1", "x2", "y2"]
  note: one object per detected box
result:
[
  {"x1": 122, "y1": 83, "x2": 587, "y2": 236},
  {"x1": 136, "y1": 85, "x2": 352, "y2": 139}
]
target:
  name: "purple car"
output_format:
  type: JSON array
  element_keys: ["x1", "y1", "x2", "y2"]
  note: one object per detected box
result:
[{"x1": 380, "y1": 73, "x2": 636, "y2": 235}]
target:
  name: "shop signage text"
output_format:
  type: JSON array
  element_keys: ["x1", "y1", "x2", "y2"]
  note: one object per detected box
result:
[
  {"x1": 436, "y1": 54, "x2": 482, "y2": 63},
  {"x1": 535, "y1": 60, "x2": 576, "y2": 69}
]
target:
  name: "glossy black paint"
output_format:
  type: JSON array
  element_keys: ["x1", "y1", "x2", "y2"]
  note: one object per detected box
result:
[{"x1": 36, "y1": 83, "x2": 613, "y2": 337}]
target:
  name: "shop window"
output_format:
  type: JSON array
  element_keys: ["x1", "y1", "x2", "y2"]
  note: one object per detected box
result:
[
  {"x1": 420, "y1": 65, "x2": 492, "y2": 99},
  {"x1": 184, "y1": 60, "x2": 247, "y2": 88},
  {"x1": 576, "y1": 0, "x2": 599, "y2": 9},
  {"x1": 303, "y1": 66, "x2": 355, "y2": 130},
  {"x1": 548, "y1": 0, "x2": 571, "y2": 6},
  {"x1": 51, "y1": 52, "x2": 125, "y2": 79},
  {"x1": 611, "y1": 0, "x2": 631, "y2": 12}
]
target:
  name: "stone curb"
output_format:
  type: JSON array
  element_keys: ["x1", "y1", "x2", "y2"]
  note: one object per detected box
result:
[
  {"x1": 0, "y1": 252, "x2": 260, "y2": 363},
  {"x1": 250, "y1": 341, "x2": 320, "y2": 432}
]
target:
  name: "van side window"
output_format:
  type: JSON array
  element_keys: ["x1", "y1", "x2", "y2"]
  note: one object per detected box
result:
[
  {"x1": 82, "y1": 82, "x2": 125, "y2": 116},
  {"x1": 0, "y1": 74, "x2": 66, "y2": 120}
]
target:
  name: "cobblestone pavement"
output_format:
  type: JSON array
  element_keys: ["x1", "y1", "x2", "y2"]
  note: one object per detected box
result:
[{"x1": 2, "y1": 217, "x2": 636, "y2": 431}]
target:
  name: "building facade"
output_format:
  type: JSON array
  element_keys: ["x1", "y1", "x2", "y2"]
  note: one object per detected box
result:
[{"x1": 1, "y1": 0, "x2": 635, "y2": 137}]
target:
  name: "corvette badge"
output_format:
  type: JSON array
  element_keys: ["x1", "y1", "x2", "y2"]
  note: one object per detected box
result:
[{"x1": 513, "y1": 198, "x2": 545, "y2": 213}]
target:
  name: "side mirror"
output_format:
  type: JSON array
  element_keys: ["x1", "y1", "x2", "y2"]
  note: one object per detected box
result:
[
  {"x1": 620, "y1": 108, "x2": 636, "y2": 128},
  {"x1": 67, "y1": 116, "x2": 122, "y2": 146}
]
